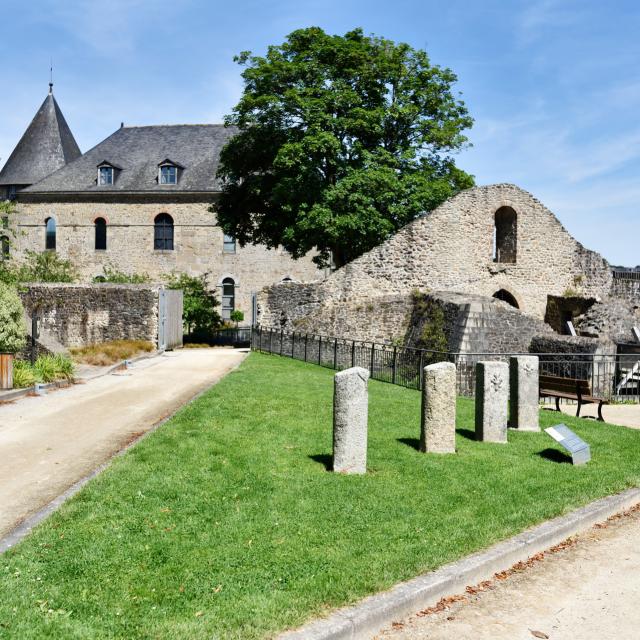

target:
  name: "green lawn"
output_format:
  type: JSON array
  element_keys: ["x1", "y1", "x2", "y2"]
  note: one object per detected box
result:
[{"x1": 1, "y1": 353, "x2": 639, "y2": 639}]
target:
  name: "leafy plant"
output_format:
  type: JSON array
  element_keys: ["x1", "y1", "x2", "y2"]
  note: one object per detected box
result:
[
  {"x1": 95, "y1": 266, "x2": 151, "y2": 284},
  {"x1": 12, "y1": 360, "x2": 37, "y2": 388},
  {"x1": 230, "y1": 309, "x2": 244, "y2": 326},
  {"x1": 51, "y1": 353, "x2": 75, "y2": 380},
  {"x1": 216, "y1": 27, "x2": 474, "y2": 268},
  {"x1": 0, "y1": 282, "x2": 26, "y2": 353},
  {"x1": 165, "y1": 273, "x2": 222, "y2": 336},
  {"x1": 18, "y1": 251, "x2": 77, "y2": 283},
  {"x1": 33, "y1": 354, "x2": 59, "y2": 382}
]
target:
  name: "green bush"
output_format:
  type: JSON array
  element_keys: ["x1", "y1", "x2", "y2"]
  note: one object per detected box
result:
[
  {"x1": 0, "y1": 282, "x2": 26, "y2": 353},
  {"x1": 95, "y1": 266, "x2": 151, "y2": 284},
  {"x1": 0, "y1": 250, "x2": 78, "y2": 285},
  {"x1": 165, "y1": 272, "x2": 222, "y2": 336},
  {"x1": 12, "y1": 360, "x2": 37, "y2": 388},
  {"x1": 33, "y1": 355, "x2": 58, "y2": 382},
  {"x1": 52, "y1": 353, "x2": 75, "y2": 380}
]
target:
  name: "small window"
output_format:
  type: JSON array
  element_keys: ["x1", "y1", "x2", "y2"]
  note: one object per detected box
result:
[
  {"x1": 2, "y1": 216, "x2": 8, "y2": 229},
  {"x1": 223, "y1": 233, "x2": 236, "y2": 253},
  {"x1": 7, "y1": 186, "x2": 17, "y2": 201},
  {"x1": 221, "y1": 277, "x2": 235, "y2": 319},
  {"x1": 281, "y1": 276, "x2": 293, "y2": 283},
  {"x1": 95, "y1": 217, "x2": 107, "y2": 250},
  {"x1": 154, "y1": 213, "x2": 174, "y2": 250},
  {"x1": 493, "y1": 206, "x2": 517, "y2": 263},
  {"x1": 1, "y1": 236, "x2": 8, "y2": 260},
  {"x1": 45, "y1": 217, "x2": 56, "y2": 251},
  {"x1": 160, "y1": 165, "x2": 177, "y2": 185},
  {"x1": 98, "y1": 166, "x2": 114, "y2": 185}
]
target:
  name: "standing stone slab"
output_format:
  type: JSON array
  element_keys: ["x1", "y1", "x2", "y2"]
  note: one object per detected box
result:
[
  {"x1": 333, "y1": 367, "x2": 369, "y2": 474},
  {"x1": 475, "y1": 361, "x2": 509, "y2": 443},
  {"x1": 510, "y1": 355, "x2": 540, "y2": 431},
  {"x1": 420, "y1": 362, "x2": 457, "y2": 454}
]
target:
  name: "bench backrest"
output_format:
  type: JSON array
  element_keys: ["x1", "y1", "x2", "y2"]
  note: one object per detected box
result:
[{"x1": 539, "y1": 374, "x2": 592, "y2": 396}]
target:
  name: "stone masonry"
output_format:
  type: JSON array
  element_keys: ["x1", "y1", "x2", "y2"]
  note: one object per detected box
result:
[
  {"x1": 420, "y1": 362, "x2": 457, "y2": 454},
  {"x1": 257, "y1": 184, "x2": 613, "y2": 339},
  {"x1": 475, "y1": 361, "x2": 509, "y2": 443},
  {"x1": 333, "y1": 367, "x2": 369, "y2": 474},
  {"x1": 9, "y1": 197, "x2": 325, "y2": 323}
]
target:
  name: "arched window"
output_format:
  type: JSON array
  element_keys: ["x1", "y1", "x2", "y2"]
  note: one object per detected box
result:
[
  {"x1": 493, "y1": 206, "x2": 517, "y2": 263},
  {"x1": 154, "y1": 213, "x2": 174, "y2": 250},
  {"x1": 45, "y1": 217, "x2": 56, "y2": 251},
  {"x1": 221, "y1": 277, "x2": 235, "y2": 319},
  {"x1": 281, "y1": 276, "x2": 293, "y2": 283},
  {"x1": 493, "y1": 289, "x2": 519, "y2": 308},
  {"x1": 95, "y1": 217, "x2": 107, "y2": 250}
]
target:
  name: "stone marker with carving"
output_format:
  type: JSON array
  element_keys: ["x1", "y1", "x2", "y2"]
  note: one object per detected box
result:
[
  {"x1": 333, "y1": 366, "x2": 369, "y2": 474},
  {"x1": 420, "y1": 362, "x2": 457, "y2": 454},
  {"x1": 509, "y1": 355, "x2": 540, "y2": 431},
  {"x1": 475, "y1": 361, "x2": 509, "y2": 443}
]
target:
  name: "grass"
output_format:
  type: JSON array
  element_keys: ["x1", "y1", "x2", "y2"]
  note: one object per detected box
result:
[
  {"x1": 1, "y1": 353, "x2": 639, "y2": 639},
  {"x1": 70, "y1": 339, "x2": 155, "y2": 366}
]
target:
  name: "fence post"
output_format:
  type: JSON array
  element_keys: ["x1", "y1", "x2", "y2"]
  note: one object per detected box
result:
[
  {"x1": 392, "y1": 346, "x2": 397, "y2": 385},
  {"x1": 258, "y1": 326, "x2": 262, "y2": 352},
  {"x1": 419, "y1": 350, "x2": 424, "y2": 390},
  {"x1": 333, "y1": 338, "x2": 338, "y2": 370},
  {"x1": 318, "y1": 335, "x2": 322, "y2": 366},
  {"x1": 280, "y1": 329, "x2": 284, "y2": 356},
  {"x1": 269, "y1": 328, "x2": 273, "y2": 354},
  {"x1": 304, "y1": 334, "x2": 308, "y2": 362},
  {"x1": 291, "y1": 332, "x2": 295, "y2": 359},
  {"x1": 370, "y1": 342, "x2": 375, "y2": 377},
  {"x1": 351, "y1": 340, "x2": 356, "y2": 368}
]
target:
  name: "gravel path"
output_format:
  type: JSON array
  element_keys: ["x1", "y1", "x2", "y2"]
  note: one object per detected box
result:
[
  {"x1": 377, "y1": 506, "x2": 640, "y2": 640},
  {"x1": 0, "y1": 348, "x2": 246, "y2": 539}
]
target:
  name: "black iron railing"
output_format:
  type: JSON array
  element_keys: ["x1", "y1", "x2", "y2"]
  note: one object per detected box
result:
[{"x1": 251, "y1": 326, "x2": 640, "y2": 402}]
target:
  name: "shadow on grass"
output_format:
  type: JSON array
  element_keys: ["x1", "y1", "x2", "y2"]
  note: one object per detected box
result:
[
  {"x1": 397, "y1": 437, "x2": 421, "y2": 451},
  {"x1": 456, "y1": 428, "x2": 476, "y2": 441},
  {"x1": 309, "y1": 453, "x2": 333, "y2": 470},
  {"x1": 537, "y1": 448, "x2": 572, "y2": 464}
]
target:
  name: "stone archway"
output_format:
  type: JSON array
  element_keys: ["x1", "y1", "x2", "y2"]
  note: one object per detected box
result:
[{"x1": 493, "y1": 289, "x2": 519, "y2": 309}]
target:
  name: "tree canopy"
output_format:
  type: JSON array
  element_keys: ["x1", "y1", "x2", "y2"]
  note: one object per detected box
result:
[{"x1": 215, "y1": 27, "x2": 474, "y2": 269}]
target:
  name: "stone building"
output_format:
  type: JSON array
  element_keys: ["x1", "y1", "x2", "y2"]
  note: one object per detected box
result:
[
  {"x1": 0, "y1": 87, "x2": 324, "y2": 321},
  {"x1": 257, "y1": 184, "x2": 639, "y2": 352}
]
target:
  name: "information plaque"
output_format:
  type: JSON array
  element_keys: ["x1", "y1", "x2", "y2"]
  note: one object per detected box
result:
[{"x1": 544, "y1": 424, "x2": 591, "y2": 465}]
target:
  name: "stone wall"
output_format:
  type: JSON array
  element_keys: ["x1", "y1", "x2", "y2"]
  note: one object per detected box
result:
[
  {"x1": 19, "y1": 283, "x2": 162, "y2": 348},
  {"x1": 10, "y1": 195, "x2": 326, "y2": 323},
  {"x1": 611, "y1": 274, "x2": 640, "y2": 305},
  {"x1": 258, "y1": 184, "x2": 613, "y2": 339}
]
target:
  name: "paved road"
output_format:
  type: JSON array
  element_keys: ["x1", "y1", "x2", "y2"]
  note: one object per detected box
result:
[
  {"x1": 377, "y1": 507, "x2": 640, "y2": 640},
  {"x1": 0, "y1": 348, "x2": 246, "y2": 539}
]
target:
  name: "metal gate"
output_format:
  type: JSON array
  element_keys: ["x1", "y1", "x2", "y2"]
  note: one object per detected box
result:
[{"x1": 158, "y1": 289, "x2": 184, "y2": 351}]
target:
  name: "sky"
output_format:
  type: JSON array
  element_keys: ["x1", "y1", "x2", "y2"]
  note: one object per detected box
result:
[{"x1": 0, "y1": 0, "x2": 638, "y2": 266}]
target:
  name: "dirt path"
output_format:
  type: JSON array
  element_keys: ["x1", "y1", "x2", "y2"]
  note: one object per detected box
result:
[
  {"x1": 557, "y1": 402, "x2": 640, "y2": 429},
  {"x1": 378, "y1": 507, "x2": 640, "y2": 640},
  {"x1": 0, "y1": 348, "x2": 247, "y2": 539}
]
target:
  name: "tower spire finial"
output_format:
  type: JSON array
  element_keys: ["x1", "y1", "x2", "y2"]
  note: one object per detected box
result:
[{"x1": 49, "y1": 59, "x2": 53, "y2": 94}]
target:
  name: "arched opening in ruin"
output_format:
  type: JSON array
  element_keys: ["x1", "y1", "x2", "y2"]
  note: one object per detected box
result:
[
  {"x1": 493, "y1": 206, "x2": 517, "y2": 263},
  {"x1": 493, "y1": 289, "x2": 519, "y2": 308}
]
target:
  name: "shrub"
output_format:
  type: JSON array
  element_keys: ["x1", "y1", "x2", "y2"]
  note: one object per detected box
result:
[
  {"x1": 33, "y1": 355, "x2": 59, "y2": 382},
  {"x1": 230, "y1": 310, "x2": 245, "y2": 326},
  {"x1": 70, "y1": 340, "x2": 155, "y2": 366},
  {"x1": 12, "y1": 360, "x2": 37, "y2": 388},
  {"x1": 95, "y1": 267, "x2": 151, "y2": 284},
  {"x1": 0, "y1": 282, "x2": 26, "y2": 353},
  {"x1": 165, "y1": 273, "x2": 222, "y2": 336},
  {"x1": 17, "y1": 251, "x2": 78, "y2": 283},
  {"x1": 52, "y1": 353, "x2": 75, "y2": 380}
]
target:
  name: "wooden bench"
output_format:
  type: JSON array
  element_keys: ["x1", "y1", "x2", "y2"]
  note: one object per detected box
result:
[{"x1": 539, "y1": 374, "x2": 609, "y2": 422}]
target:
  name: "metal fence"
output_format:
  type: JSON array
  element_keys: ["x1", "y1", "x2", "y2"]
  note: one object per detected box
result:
[{"x1": 251, "y1": 326, "x2": 640, "y2": 402}]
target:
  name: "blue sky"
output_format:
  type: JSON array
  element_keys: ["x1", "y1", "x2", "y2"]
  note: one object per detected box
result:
[{"x1": 1, "y1": 0, "x2": 638, "y2": 265}]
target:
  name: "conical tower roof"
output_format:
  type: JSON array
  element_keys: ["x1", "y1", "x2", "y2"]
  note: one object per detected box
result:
[{"x1": 0, "y1": 85, "x2": 81, "y2": 187}]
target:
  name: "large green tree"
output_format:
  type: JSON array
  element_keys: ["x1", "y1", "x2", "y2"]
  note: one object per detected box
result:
[{"x1": 215, "y1": 27, "x2": 474, "y2": 269}]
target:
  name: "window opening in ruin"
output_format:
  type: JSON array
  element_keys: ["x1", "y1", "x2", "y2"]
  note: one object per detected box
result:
[
  {"x1": 493, "y1": 289, "x2": 519, "y2": 308},
  {"x1": 493, "y1": 206, "x2": 517, "y2": 263},
  {"x1": 223, "y1": 233, "x2": 236, "y2": 253}
]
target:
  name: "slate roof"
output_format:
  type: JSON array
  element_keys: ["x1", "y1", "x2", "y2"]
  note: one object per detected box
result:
[
  {"x1": 24, "y1": 124, "x2": 237, "y2": 194},
  {"x1": 0, "y1": 89, "x2": 81, "y2": 186}
]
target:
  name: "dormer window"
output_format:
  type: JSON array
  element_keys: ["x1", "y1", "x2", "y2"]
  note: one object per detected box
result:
[
  {"x1": 97, "y1": 161, "x2": 121, "y2": 186},
  {"x1": 158, "y1": 159, "x2": 183, "y2": 185}
]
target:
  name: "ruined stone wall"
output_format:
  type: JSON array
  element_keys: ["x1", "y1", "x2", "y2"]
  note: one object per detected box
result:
[
  {"x1": 611, "y1": 275, "x2": 640, "y2": 305},
  {"x1": 10, "y1": 197, "x2": 325, "y2": 322},
  {"x1": 258, "y1": 184, "x2": 613, "y2": 336},
  {"x1": 19, "y1": 283, "x2": 162, "y2": 348}
]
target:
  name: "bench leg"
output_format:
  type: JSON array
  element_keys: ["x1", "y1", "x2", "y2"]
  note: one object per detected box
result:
[
  {"x1": 597, "y1": 402, "x2": 604, "y2": 422},
  {"x1": 555, "y1": 397, "x2": 561, "y2": 412},
  {"x1": 576, "y1": 401, "x2": 582, "y2": 418}
]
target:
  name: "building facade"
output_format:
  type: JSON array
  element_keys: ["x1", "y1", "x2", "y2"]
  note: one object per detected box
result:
[{"x1": 0, "y1": 87, "x2": 324, "y2": 321}]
